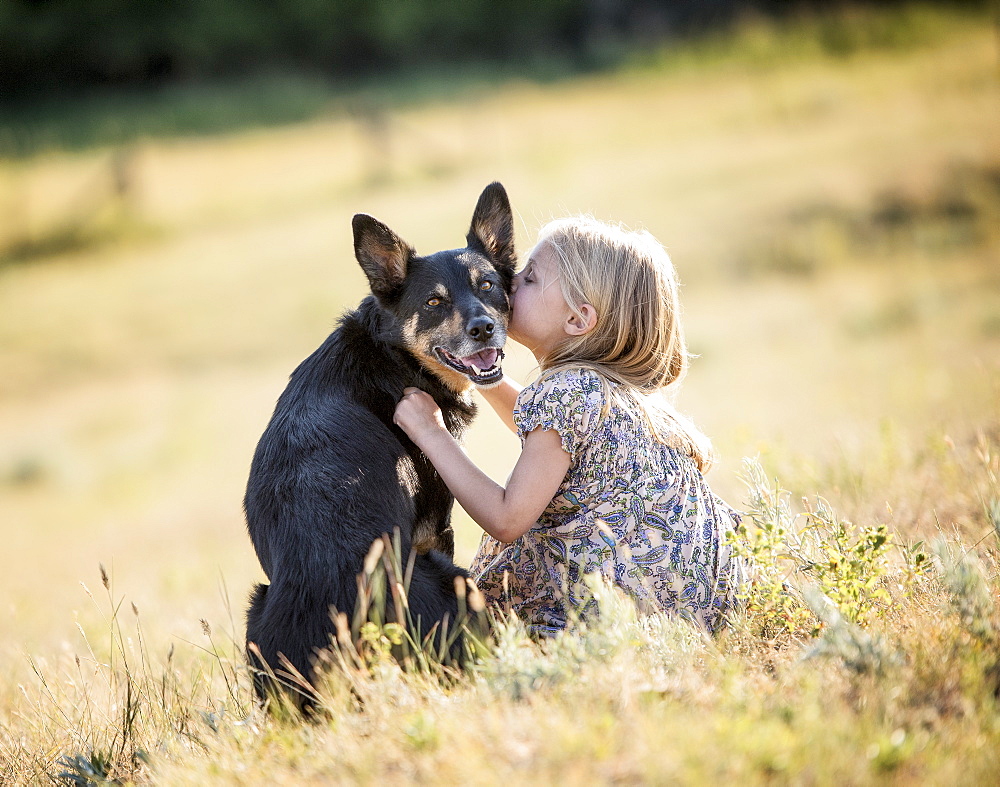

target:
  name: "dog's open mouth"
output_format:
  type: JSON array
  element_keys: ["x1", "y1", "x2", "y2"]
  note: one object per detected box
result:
[{"x1": 434, "y1": 347, "x2": 504, "y2": 384}]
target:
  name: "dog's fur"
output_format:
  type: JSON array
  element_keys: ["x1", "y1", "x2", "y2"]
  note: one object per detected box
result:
[{"x1": 244, "y1": 183, "x2": 515, "y2": 704}]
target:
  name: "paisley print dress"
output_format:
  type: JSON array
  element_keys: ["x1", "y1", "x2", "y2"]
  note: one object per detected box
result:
[{"x1": 470, "y1": 368, "x2": 747, "y2": 635}]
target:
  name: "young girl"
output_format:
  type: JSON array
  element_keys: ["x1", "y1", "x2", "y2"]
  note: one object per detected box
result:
[{"x1": 394, "y1": 216, "x2": 746, "y2": 634}]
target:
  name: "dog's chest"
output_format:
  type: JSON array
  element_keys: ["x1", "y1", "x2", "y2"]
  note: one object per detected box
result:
[{"x1": 396, "y1": 445, "x2": 456, "y2": 553}]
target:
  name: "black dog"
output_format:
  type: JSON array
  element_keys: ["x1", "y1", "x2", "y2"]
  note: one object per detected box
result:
[{"x1": 244, "y1": 182, "x2": 515, "y2": 704}]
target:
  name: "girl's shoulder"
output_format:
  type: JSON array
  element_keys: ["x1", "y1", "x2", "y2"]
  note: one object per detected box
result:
[
  {"x1": 525, "y1": 366, "x2": 604, "y2": 397},
  {"x1": 516, "y1": 367, "x2": 606, "y2": 413},
  {"x1": 513, "y1": 367, "x2": 608, "y2": 452}
]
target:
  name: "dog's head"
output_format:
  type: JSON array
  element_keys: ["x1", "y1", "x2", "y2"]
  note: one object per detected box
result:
[{"x1": 352, "y1": 182, "x2": 515, "y2": 391}]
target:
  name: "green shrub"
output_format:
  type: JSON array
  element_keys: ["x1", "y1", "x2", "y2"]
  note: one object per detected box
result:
[{"x1": 729, "y1": 458, "x2": 929, "y2": 639}]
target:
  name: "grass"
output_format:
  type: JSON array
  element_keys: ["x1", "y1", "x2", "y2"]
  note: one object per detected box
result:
[
  {"x1": 8, "y1": 470, "x2": 1000, "y2": 784},
  {"x1": 1, "y1": 4, "x2": 999, "y2": 783}
]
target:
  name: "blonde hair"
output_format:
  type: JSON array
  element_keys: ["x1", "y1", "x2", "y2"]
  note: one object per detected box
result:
[{"x1": 534, "y1": 216, "x2": 714, "y2": 470}]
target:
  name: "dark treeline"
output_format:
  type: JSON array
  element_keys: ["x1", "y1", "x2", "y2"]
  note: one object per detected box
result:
[{"x1": 0, "y1": 0, "x2": 987, "y2": 100}]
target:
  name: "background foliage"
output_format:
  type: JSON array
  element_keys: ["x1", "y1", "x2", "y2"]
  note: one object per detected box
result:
[{"x1": 1, "y1": 0, "x2": 989, "y2": 98}]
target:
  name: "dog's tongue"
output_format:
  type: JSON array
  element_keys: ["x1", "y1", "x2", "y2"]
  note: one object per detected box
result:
[{"x1": 462, "y1": 348, "x2": 498, "y2": 371}]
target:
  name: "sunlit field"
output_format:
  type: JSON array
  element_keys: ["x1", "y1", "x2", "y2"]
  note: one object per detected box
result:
[{"x1": 1, "y1": 6, "x2": 998, "y2": 783}]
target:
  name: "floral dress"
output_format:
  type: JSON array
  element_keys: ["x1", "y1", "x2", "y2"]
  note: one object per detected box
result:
[{"x1": 470, "y1": 368, "x2": 747, "y2": 635}]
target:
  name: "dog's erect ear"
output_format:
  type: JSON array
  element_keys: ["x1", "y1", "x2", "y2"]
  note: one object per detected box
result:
[
  {"x1": 352, "y1": 214, "x2": 415, "y2": 301},
  {"x1": 466, "y1": 182, "x2": 515, "y2": 279}
]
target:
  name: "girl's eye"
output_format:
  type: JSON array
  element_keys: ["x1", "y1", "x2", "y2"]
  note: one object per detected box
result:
[
  {"x1": 479, "y1": 281, "x2": 494, "y2": 292},
  {"x1": 426, "y1": 297, "x2": 441, "y2": 307}
]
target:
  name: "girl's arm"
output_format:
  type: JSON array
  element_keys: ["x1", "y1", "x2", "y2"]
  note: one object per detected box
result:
[
  {"x1": 395, "y1": 387, "x2": 569, "y2": 543},
  {"x1": 476, "y1": 375, "x2": 522, "y2": 434}
]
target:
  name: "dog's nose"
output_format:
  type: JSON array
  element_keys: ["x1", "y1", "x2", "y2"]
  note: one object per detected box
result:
[{"x1": 467, "y1": 316, "x2": 495, "y2": 342}]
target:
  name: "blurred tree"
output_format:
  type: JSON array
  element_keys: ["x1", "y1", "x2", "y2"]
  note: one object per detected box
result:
[{"x1": 0, "y1": 0, "x2": 989, "y2": 100}]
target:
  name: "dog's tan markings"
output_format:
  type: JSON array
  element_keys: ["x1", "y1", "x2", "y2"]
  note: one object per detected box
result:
[
  {"x1": 395, "y1": 455, "x2": 420, "y2": 498},
  {"x1": 439, "y1": 310, "x2": 464, "y2": 338},
  {"x1": 411, "y1": 517, "x2": 439, "y2": 554},
  {"x1": 400, "y1": 313, "x2": 420, "y2": 346},
  {"x1": 410, "y1": 346, "x2": 472, "y2": 394},
  {"x1": 428, "y1": 310, "x2": 477, "y2": 393},
  {"x1": 395, "y1": 459, "x2": 447, "y2": 554},
  {"x1": 404, "y1": 304, "x2": 479, "y2": 394}
]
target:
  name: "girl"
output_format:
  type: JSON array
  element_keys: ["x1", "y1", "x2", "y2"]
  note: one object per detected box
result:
[{"x1": 394, "y1": 216, "x2": 746, "y2": 634}]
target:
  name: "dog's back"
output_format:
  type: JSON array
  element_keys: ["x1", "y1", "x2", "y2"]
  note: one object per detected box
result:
[
  {"x1": 244, "y1": 303, "x2": 471, "y2": 691},
  {"x1": 244, "y1": 183, "x2": 514, "y2": 705}
]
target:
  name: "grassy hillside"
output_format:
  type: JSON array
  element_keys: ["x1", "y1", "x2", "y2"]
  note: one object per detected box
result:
[{"x1": 1, "y1": 6, "x2": 998, "y2": 783}]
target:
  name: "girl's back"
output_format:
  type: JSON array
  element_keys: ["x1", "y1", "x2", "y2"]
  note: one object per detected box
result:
[
  {"x1": 395, "y1": 213, "x2": 748, "y2": 636},
  {"x1": 472, "y1": 367, "x2": 747, "y2": 635}
]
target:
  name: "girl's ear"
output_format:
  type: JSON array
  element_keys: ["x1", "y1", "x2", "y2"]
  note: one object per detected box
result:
[{"x1": 565, "y1": 303, "x2": 598, "y2": 336}]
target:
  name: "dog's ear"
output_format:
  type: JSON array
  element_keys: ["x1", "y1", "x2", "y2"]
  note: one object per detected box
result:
[
  {"x1": 466, "y1": 182, "x2": 515, "y2": 281},
  {"x1": 352, "y1": 214, "x2": 415, "y2": 301}
]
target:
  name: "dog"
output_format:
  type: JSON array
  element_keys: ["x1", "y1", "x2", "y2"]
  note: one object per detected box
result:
[{"x1": 244, "y1": 182, "x2": 515, "y2": 706}]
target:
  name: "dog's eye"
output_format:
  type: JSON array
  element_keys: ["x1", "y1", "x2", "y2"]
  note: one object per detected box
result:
[
  {"x1": 479, "y1": 281, "x2": 494, "y2": 292},
  {"x1": 426, "y1": 297, "x2": 441, "y2": 307}
]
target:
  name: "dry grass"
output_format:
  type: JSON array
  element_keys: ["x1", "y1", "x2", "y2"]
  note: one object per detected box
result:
[{"x1": 1, "y1": 6, "x2": 998, "y2": 784}]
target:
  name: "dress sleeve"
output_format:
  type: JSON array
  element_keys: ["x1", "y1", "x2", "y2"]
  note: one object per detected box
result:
[{"x1": 512, "y1": 369, "x2": 604, "y2": 457}]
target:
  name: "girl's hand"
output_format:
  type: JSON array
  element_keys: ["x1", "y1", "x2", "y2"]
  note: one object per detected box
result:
[
  {"x1": 394, "y1": 385, "x2": 571, "y2": 544},
  {"x1": 394, "y1": 387, "x2": 447, "y2": 446}
]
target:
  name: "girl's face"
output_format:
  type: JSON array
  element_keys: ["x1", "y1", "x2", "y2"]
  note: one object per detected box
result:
[{"x1": 509, "y1": 241, "x2": 574, "y2": 361}]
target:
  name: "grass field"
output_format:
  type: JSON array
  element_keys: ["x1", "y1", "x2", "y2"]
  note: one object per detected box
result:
[{"x1": 1, "y1": 5, "x2": 998, "y2": 784}]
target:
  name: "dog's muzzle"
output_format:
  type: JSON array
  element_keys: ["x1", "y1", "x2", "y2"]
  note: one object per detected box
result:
[{"x1": 434, "y1": 346, "x2": 505, "y2": 385}]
